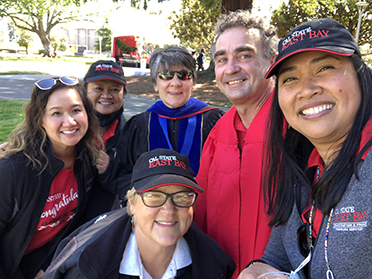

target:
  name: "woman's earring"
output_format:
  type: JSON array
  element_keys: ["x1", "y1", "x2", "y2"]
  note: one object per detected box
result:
[{"x1": 131, "y1": 215, "x2": 134, "y2": 229}]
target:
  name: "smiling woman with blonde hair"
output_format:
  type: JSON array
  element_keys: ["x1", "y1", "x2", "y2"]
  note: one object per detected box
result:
[{"x1": 44, "y1": 148, "x2": 235, "y2": 279}]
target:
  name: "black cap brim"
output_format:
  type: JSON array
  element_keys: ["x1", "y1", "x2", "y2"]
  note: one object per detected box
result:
[
  {"x1": 85, "y1": 75, "x2": 127, "y2": 86},
  {"x1": 133, "y1": 174, "x2": 204, "y2": 193},
  {"x1": 265, "y1": 47, "x2": 356, "y2": 79}
]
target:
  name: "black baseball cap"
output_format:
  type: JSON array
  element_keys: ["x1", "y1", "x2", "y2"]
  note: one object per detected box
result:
[
  {"x1": 84, "y1": 60, "x2": 127, "y2": 85},
  {"x1": 131, "y1": 148, "x2": 204, "y2": 193},
  {"x1": 265, "y1": 18, "x2": 360, "y2": 78}
]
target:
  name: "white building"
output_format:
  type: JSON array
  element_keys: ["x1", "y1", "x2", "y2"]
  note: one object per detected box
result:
[{"x1": 0, "y1": 1, "x2": 180, "y2": 55}]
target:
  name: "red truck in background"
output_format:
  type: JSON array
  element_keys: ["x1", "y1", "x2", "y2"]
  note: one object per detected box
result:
[{"x1": 112, "y1": 35, "x2": 151, "y2": 68}]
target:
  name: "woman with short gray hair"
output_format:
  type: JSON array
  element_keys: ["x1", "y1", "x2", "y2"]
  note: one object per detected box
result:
[{"x1": 111, "y1": 46, "x2": 223, "y2": 206}]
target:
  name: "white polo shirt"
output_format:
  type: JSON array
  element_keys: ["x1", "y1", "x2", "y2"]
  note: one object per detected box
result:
[{"x1": 119, "y1": 232, "x2": 192, "y2": 279}]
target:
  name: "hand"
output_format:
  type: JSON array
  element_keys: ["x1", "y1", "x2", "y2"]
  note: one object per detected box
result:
[
  {"x1": 0, "y1": 142, "x2": 8, "y2": 153},
  {"x1": 34, "y1": 269, "x2": 44, "y2": 279},
  {"x1": 238, "y1": 263, "x2": 281, "y2": 279},
  {"x1": 96, "y1": 150, "x2": 110, "y2": 174}
]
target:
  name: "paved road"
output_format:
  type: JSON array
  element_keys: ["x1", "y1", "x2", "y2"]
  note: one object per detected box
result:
[
  {"x1": 0, "y1": 59, "x2": 228, "y2": 116},
  {"x1": 0, "y1": 63, "x2": 155, "y2": 117}
]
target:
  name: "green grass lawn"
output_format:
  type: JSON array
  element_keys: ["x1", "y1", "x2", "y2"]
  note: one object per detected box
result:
[
  {"x1": 0, "y1": 98, "x2": 27, "y2": 142},
  {"x1": 0, "y1": 98, "x2": 130, "y2": 143},
  {"x1": 0, "y1": 55, "x2": 98, "y2": 64},
  {"x1": 0, "y1": 70, "x2": 49, "y2": 75}
]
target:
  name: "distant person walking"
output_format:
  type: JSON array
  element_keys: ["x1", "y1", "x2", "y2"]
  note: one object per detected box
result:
[{"x1": 197, "y1": 49, "x2": 206, "y2": 71}]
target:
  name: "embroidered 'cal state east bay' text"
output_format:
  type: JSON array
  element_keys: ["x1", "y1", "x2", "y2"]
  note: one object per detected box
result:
[{"x1": 281, "y1": 27, "x2": 330, "y2": 51}]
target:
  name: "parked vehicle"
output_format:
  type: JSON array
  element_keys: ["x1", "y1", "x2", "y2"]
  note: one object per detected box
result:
[{"x1": 112, "y1": 35, "x2": 151, "y2": 68}]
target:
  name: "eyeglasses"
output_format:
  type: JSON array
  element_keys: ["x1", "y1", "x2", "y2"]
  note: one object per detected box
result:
[
  {"x1": 34, "y1": 76, "x2": 79, "y2": 90},
  {"x1": 157, "y1": 70, "x2": 193, "y2": 81},
  {"x1": 137, "y1": 190, "x2": 198, "y2": 207},
  {"x1": 297, "y1": 222, "x2": 311, "y2": 257}
]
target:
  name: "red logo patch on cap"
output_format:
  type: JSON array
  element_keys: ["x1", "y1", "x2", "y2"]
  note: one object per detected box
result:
[
  {"x1": 95, "y1": 64, "x2": 120, "y2": 74},
  {"x1": 148, "y1": 155, "x2": 187, "y2": 170}
]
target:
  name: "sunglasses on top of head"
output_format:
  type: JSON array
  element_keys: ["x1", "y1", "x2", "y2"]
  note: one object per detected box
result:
[
  {"x1": 34, "y1": 76, "x2": 79, "y2": 90},
  {"x1": 157, "y1": 70, "x2": 193, "y2": 81}
]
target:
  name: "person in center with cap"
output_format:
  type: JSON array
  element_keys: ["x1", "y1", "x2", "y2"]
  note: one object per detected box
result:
[
  {"x1": 83, "y1": 60, "x2": 128, "y2": 213},
  {"x1": 238, "y1": 18, "x2": 372, "y2": 279},
  {"x1": 43, "y1": 148, "x2": 236, "y2": 279},
  {"x1": 84, "y1": 60, "x2": 127, "y2": 174}
]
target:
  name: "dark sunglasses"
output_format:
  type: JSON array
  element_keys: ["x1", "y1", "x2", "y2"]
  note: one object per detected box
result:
[
  {"x1": 34, "y1": 76, "x2": 79, "y2": 90},
  {"x1": 157, "y1": 70, "x2": 193, "y2": 81},
  {"x1": 297, "y1": 222, "x2": 311, "y2": 257}
]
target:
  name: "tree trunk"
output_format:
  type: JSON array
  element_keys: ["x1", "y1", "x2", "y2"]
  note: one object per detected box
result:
[
  {"x1": 37, "y1": 19, "x2": 52, "y2": 57},
  {"x1": 205, "y1": 58, "x2": 215, "y2": 76},
  {"x1": 40, "y1": 35, "x2": 51, "y2": 57},
  {"x1": 221, "y1": 0, "x2": 253, "y2": 13},
  {"x1": 207, "y1": 0, "x2": 252, "y2": 72}
]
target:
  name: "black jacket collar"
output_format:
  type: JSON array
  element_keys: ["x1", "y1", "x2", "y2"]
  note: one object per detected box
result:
[{"x1": 75, "y1": 211, "x2": 234, "y2": 279}]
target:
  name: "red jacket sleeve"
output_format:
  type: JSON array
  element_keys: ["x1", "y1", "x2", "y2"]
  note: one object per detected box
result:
[{"x1": 194, "y1": 126, "x2": 217, "y2": 232}]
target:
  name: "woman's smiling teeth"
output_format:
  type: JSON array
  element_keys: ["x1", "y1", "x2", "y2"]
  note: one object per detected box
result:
[
  {"x1": 157, "y1": 221, "x2": 176, "y2": 225},
  {"x1": 62, "y1": 129, "x2": 77, "y2": 134},
  {"x1": 301, "y1": 104, "x2": 334, "y2": 116}
]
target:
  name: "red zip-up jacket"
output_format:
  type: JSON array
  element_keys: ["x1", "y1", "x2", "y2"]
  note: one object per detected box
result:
[{"x1": 194, "y1": 93, "x2": 273, "y2": 278}]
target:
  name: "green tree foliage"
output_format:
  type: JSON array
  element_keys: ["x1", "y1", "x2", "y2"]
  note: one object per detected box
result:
[
  {"x1": 116, "y1": 39, "x2": 137, "y2": 53},
  {"x1": 128, "y1": 0, "x2": 166, "y2": 10},
  {"x1": 168, "y1": 0, "x2": 220, "y2": 55},
  {"x1": 16, "y1": 29, "x2": 33, "y2": 54},
  {"x1": 124, "y1": 0, "x2": 251, "y2": 13},
  {"x1": 0, "y1": 0, "x2": 84, "y2": 56},
  {"x1": 51, "y1": 35, "x2": 67, "y2": 52},
  {"x1": 94, "y1": 26, "x2": 113, "y2": 53},
  {"x1": 271, "y1": 0, "x2": 372, "y2": 46}
]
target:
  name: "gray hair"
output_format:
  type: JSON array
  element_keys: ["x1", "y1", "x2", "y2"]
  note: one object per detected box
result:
[
  {"x1": 213, "y1": 10, "x2": 278, "y2": 60},
  {"x1": 149, "y1": 46, "x2": 196, "y2": 87}
]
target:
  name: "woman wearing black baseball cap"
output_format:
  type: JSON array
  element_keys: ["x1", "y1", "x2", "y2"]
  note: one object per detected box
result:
[
  {"x1": 239, "y1": 18, "x2": 372, "y2": 279},
  {"x1": 82, "y1": 60, "x2": 128, "y2": 213},
  {"x1": 84, "y1": 60, "x2": 127, "y2": 174},
  {"x1": 44, "y1": 149, "x2": 235, "y2": 278}
]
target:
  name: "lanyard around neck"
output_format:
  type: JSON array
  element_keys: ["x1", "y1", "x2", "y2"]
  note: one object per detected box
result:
[{"x1": 309, "y1": 166, "x2": 335, "y2": 279}]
